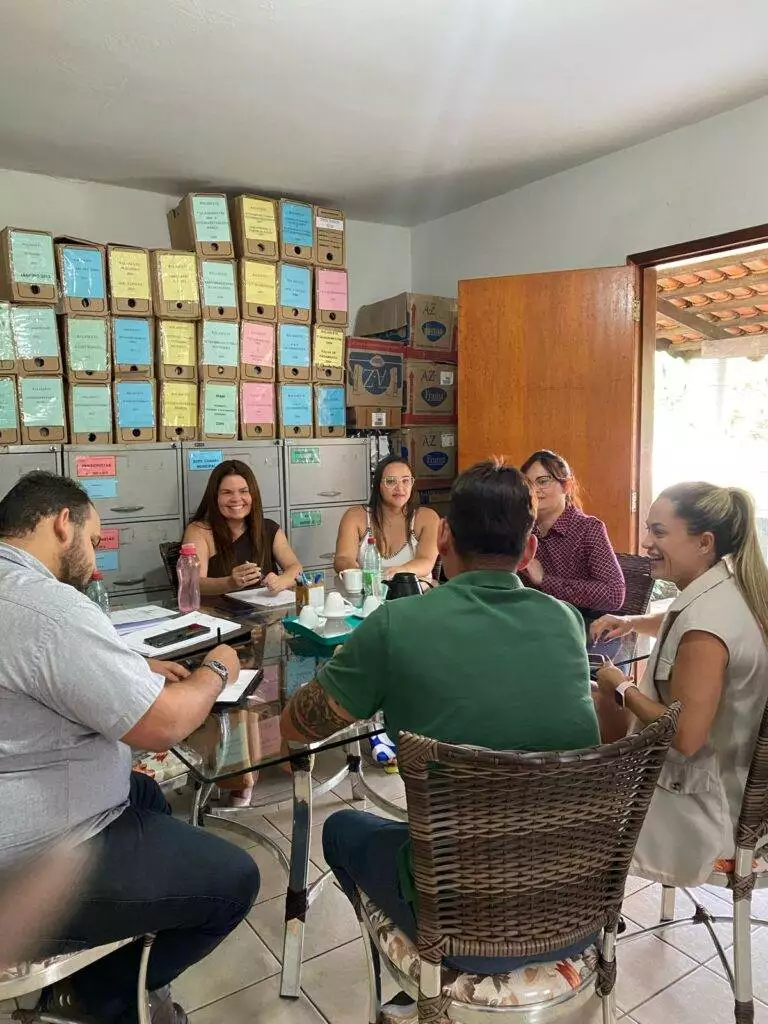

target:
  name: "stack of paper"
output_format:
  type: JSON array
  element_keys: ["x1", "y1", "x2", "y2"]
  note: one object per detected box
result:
[
  {"x1": 125, "y1": 612, "x2": 242, "y2": 657},
  {"x1": 110, "y1": 605, "x2": 178, "y2": 637},
  {"x1": 232, "y1": 587, "x2": 296, "y2": 609}
]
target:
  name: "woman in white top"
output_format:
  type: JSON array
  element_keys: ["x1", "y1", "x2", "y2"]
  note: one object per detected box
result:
[
  {"x1": 334, "y1": 454, "x2": 440, "y2": 581},
  {"x1": 591, "y1": 482, "x2": 768, "y2": 886}
]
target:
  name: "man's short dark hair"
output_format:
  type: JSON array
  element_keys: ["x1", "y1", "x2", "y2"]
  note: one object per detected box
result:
[
  {"x1": 447, "y1": 459, "x2": 535, "y2": 561},
  {"x1": 0, "y1": 472, "x2": 92, "y2": 538}
]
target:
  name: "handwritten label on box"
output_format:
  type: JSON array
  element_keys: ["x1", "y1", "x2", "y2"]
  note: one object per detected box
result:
[
  {"x1": 61, "y1": 247, "x2": 105, "y2": 300},
  {"x1": 83, "y1": 477, "x2": 118, "y2": 500},
  {"x1": 243, "y1": 198, "x2": 277, "y2": 242},
  {"x1": 191, "y1": 195, "x2": 232, "y2": 243},
  {"x1": 114, "y1": 318, "x2": 151, "y2": 366},
  {"x1": 279, "y1": 263, "x2": 311, "y2": 310},
  {"x1": 280, "y1": 384, "x2": 312, "y2": 426},
  {"x1": 9, "y1": 231, "x2": 56, "y2": 286},
  {"x1": 109, "y1": 248, "x2": 151, "y2": 300},
  {"x1": 201, "y1": 320, "x2": 238, "y2": 367},
  {"x1": 280, "y1": 202, "x2": 313, "y2": 248},
  {"x1": 200, "y1": 260, "x2": 237, "y2": 309},
  {"x1": 241, "y1": 381, "x2": 275, "y2": 424},
  {"x1": 19, "y1": 377, "x2": 64, "y2": 426},
  {"x1": 72, "y1": 384, "x2": 111, "y2": 434},
  {"x1": 99, "y1": 528, "x2": 120, "y2": 550},
  {"x1": 116, "y1": 380, "x2": 155, "y2": 429},
  {"x1": 241, "y1": 322, "x2": 275, "y2": 367},
  {"x1": 158, "y1": 253, "x2": 198, "y2": 302},
  {"x1": 278, "y1": 324, "x2": 310, "y2": 367},
  {"x1": 76, "y1": 455, "x2": 116, "y2": 477},
  {"x1": 316, "y1": 269, "x2": 348, "y2": 312},
  {"x1": 203, "y1": 384, "x2": 237, "y2": 436},
  {"x1": 313, "y1": 326, "x2": 344, "y2": 368},
  {"x1": 188, "y1": 449, "x2": 223, "y2": 471},
  {"x1": 244, "y1": 261, "x2": 277, "y2": 306},
  {"x1": 67, "y1": 318, "x2": 109, "y2": 372},
  {"x1": 160, "y1": 321, "x2": 196, "y2": 366}
]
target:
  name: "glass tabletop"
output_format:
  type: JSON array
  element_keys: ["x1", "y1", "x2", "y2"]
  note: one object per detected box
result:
[{"x1": 170, "y1": 597, "x2": 382, "y2": 783}]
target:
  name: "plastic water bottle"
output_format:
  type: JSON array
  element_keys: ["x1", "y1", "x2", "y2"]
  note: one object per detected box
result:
[
  {"x1": 362, "y1": 537, "x2": 382, "y2": 599},
  {"x1": 177, "y1": 543, "x2": 201, "y2": 613},
  {"x1": 86, "y1": 570, "x2": 110, "y2": 615}
]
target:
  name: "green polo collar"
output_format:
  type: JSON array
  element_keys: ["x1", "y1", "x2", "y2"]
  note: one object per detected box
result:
[{"x1": 446, "y1": 569, "x2": 523, "y2": 590}]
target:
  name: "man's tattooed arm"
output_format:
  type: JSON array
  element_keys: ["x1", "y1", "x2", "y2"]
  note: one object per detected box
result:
[{"x1": 282, "y1": 679, "x2": 357, "y2": 743}]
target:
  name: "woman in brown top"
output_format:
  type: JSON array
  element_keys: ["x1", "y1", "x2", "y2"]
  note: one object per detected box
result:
[{"x1": 183, "y1": 460, "x2": 301, "y2": 596}]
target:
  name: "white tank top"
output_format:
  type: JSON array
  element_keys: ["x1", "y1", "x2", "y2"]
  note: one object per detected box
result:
[{"x1": 358, "y1": 508, "x2": 418, "y2": 570}]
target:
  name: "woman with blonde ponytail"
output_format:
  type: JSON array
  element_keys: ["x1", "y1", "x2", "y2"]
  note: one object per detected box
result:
[{"x1": 590, "y1": 481, "x2": 768, "y2": 887}]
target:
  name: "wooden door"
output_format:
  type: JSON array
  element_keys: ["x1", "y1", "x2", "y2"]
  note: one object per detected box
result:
[{"x1": 458, "y1": 266, "x2": 643, "y2": 553}]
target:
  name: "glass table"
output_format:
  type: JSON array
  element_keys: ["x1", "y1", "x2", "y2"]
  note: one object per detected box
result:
[{"x1": 168, "y1": 597, "x2": 399, "y2": 998}]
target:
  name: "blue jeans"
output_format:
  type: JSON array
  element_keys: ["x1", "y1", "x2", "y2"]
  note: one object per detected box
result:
[{"x1": 323, "y1": 808, "x2": 594, "y2": 975}]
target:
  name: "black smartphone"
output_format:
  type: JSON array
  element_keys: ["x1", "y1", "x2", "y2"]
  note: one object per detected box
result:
[
  {"x1": 144, "y1": 622, "x2": 211, "y2": 649},
  {"x1": 588, "y1": 653, "x2": 607, "y2": 680}
]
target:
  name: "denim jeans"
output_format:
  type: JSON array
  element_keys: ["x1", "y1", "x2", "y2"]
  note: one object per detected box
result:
[
  {"x1": 42, "y1": 772, "x2": 261, "y2": 1022},
  {"x1": 323, "y1": 808, "x2": 594, "y2": 975}
]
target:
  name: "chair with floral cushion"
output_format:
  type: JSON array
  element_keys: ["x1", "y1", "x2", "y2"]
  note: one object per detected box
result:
[
  {"x1": 353, "y1": 708, "x2": 680, "y2": 1024},
  {"x1": 619, "y1": 694, "x2": 768, "y2": 1024}
]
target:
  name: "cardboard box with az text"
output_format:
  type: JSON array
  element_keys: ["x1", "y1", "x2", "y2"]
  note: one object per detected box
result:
[
  {"x1": 354, "y1": 292, "x2": 455, "y2": 356},
  {"x1": 393, "y1": 425, "x2": 457, "y2": 486},
  {"x1": 402, "y1": 358, "x2": 456, "y2": 423}
]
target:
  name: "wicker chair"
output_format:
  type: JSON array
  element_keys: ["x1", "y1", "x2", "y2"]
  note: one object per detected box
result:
[
  {"x1": 0, "y1": 936, "x2": 154, "y2": 1023},
  {"x1": 355, "y1": 707, "x2": 680, "y2": 1024},
  {"x1": 589, "y1": 554, "x2": 654, "y2": 664},
  {"x1": 159, "y1": 541, "x2": 181, "y2": 592},
  {"x1": 621, "y1": 695, "x2": 768, "y2": 1024}
]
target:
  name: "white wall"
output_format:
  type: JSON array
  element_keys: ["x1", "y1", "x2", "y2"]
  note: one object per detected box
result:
[
  {"x1": 411, "y1": 94, "x2": 768, "y2": 295},
  {"x1": 0, "y1": 168, "x2": 411, "y2": 324}
]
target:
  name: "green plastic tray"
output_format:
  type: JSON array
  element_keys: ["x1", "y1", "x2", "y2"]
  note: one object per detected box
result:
[{"x1": 282, "y1": 614, "x2": 361, "y2": 647}]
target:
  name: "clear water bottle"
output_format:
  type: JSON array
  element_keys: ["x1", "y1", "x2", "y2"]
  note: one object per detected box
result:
[
  {"x1": 362, "y1": 537, "x2": 382, "y2": 599},
  {"x1": 86, "y1": 570, "x2": 110, "y2": 615},
  {"x1": 177, "y1": 543, "x2": 201, "y2": 613}
]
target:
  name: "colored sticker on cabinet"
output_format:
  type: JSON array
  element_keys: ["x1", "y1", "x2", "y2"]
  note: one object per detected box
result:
[
  {"x1": 289, "y1": 446, "x2": 320, "y2": 465},
  {"x1": 99, "y1": 528, "x2": 120, "y2": 550},
  {"x1": 82, "y1": 476, "x2": 118, "y2": 500},
  {"x1": 96, "y1": 549, "x2": 119, "y2": 572},
  {"x1": 188, "y1": 449, "x2": 223, "y2": 471},
  {"x1": 291, "y1": 509, "x2": 322, "y2": 528},
  {"x1": 75, "y1": 455, "x2": 116, "y2": 477}
]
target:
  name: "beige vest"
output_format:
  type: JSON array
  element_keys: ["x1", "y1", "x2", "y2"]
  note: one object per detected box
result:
[{"x1": 631, "y1": 559, "x2": 768, "y2": 887}]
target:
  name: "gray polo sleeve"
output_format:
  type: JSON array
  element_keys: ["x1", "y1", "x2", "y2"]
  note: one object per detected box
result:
[{"x1": 33, "y1": 597, "x2": 165, "y2": 742}]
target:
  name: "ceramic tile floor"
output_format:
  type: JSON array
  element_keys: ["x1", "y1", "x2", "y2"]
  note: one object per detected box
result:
[{"x1": 6, "y1": 748, "x2": 768, "y2": 1023}]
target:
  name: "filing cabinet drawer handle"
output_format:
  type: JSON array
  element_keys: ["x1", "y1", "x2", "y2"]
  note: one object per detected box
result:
[
  {"x1": 113, "y1": 578, "x2": 145, "y2": 587},
  {"x1": 317, "y1": 490, "x2": 341, "y2": 497},
  {"x1": 109, "y1": 505, "x2": 145, "y2": 513}
]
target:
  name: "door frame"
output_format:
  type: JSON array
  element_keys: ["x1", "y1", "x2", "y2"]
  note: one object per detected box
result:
[{"x1": 626, "y1": 223, "x2": 768, "y2": 549}]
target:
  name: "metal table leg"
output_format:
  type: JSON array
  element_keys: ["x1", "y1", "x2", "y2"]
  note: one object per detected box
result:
[{"x1": 280, "y1": 750, "x2": 313, "y2": 998}]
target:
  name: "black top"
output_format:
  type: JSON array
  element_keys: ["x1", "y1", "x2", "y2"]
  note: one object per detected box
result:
[{"x1": 208, "y1": 519, "x2": 281, "y2": 579}]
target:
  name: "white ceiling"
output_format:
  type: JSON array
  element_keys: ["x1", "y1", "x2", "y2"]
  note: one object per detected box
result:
[{"x1": 1, "y1": 0, "x2": 768, "y2": 226}]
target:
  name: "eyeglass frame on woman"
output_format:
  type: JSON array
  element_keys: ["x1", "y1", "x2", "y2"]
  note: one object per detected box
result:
[
  {"x1": 531, "y1": 474, "x2": 558, "y2": 489},
  {"x1": 383, "y1": 475, "x2": 415, "y2": 488}
]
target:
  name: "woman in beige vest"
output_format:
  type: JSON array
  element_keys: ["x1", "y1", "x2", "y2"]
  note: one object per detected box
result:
[{"x1": 591, "y1": 482, "x2": 768, "y2": 886}]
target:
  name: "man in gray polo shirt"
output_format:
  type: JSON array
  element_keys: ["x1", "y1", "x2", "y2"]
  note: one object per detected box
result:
[{"x1": 0, "y1": 472, "x2": 261, "y2": 1024}]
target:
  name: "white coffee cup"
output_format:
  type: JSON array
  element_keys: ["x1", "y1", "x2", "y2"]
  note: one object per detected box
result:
[
  {"x1": 298, "y1": 605, "x2": 320, "y2": 628},
  {"x1": 362, "y1": 594, "x2": 383, "y2": 618},
  {"x1": 323, "y1": 591, "x2": 351, "y2": 618},
  {"x1": 339, "y1": 568, "x2": 363, "y2": 594}
]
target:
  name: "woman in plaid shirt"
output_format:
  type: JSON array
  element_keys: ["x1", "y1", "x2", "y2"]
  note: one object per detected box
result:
[{"x1": 520, "y1": 449, "x2": 625, "y2": 624}]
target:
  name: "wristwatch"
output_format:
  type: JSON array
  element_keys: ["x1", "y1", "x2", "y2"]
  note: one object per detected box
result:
[
  {"x1": 615, "y1": 679, "x2": 638, "y2": 708},
  {"x1": 202, "y1": 658, "x2": 229, "y2": 691}
]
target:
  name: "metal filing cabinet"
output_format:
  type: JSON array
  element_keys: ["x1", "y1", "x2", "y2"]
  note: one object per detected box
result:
[
  {"x1": 181, "y1": 441, "x2": 284, "y2": 528},
  {"x1": 0, "y1": 445, "x2": 62, "y2": 501},
  {"x1": 63, "y1": 443, "x2": 183, "y2": 605},
  {"x1": 284, "y1": 437, "x2": 370, "y2": 579}
]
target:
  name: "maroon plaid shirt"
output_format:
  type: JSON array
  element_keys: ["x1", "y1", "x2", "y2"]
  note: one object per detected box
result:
[{"x1": 523, "y1": 505, "x2": 625, "y2": 612}]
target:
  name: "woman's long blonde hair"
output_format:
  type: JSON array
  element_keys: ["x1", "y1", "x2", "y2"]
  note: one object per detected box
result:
[{"x1": 662, "y1": 482, "x2": 768, "y2": 638}]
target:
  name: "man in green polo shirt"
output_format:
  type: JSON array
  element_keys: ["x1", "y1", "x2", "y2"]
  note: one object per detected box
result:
[{"x1": 281, "y1": 459, "x2": 598, "y2": 1002}]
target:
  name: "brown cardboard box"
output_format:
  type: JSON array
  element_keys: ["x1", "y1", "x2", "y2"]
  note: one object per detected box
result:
[
  {"x1": 67, "y1": 381, "x2": 113, "y2": 444},
  {"x1": 198, "y1": 320, "x2": 239, "y2": 382},
  {"x1": 61, "y1": 316, "x2": 111, "y2": 383},
  {"x1": 11, "y1": 306, "x2": 62, "y2": 375},
  {"x1": 315, "y1": 268, "x2": 348, "y2": 327},
  {"x1": 277, "y1": 323, "x2": 311, "y2": 382},
  {"x1": 313, "y1": 384, "x2": 346, "y2": 438},
  {"x1": 150, "y1": 250, "x2": 200, "y2": 320},
  {"x1": 156, "y1": 320, "x2": 197, "y2": 380},
  {"x1": 230, "y1": 196, "x2": 279, "y2": 261},
  {"x1": 159, "y1": 380, "x2": 198, "y2": 442},
  {"x1": 240, "y1": 321, "x2": 275, "y2": 381},
  {"x1": 0, "y1": 302, "x2": 16, "y2": 374},
  {"x1": 312, "y1": 325, "x2": 344, "y2": 383},
  {"x1": 346, "y1": 338, "x2": 403, "y2": 408},
  {"x1": 354, "y1": 292, "x2": 456, "y2": 355},
  {"x1": 112, "y1": 317, "x2": 154, "y2": 378},
  {"x1": 278, "y1": 383, "x2": 312, "y2": 438},
  {"x1": 167, "y1": 193, "x2": 234, "y2": 259},
  {"x1": 55, "y1": 240, "x2": 108, "y2": 316},
  {"x1": 346, "y1": 406, "x2": 401, "y2": 430},
  {"x1": 0, "y1": 228, "x2": 57, "y2": 304},
  {"x1": 0, "y1": 374, "x2": 20, "y2": 444},
  {"x1": 278, "y1": 262, "x2": 312, "y2": 324},
  {"x1": 238, "y1": 259, "x2": 278, "y2": 322},
  {"x1": 240, "y1": 380, "x2": 276, "y2": 439},
  {"x1": 402, "y1": 358, "x2": 456, "y2": 423},
  {"x1": 392, "y1": 425, "x2": 457, "y2": 485},
  {"x1": 279, "y1": 199, "x2": 314, "y2": 263},
  {"x1": 418, "y1": 486, "x2": 452, "y2": 518},
  {"x1": 199, "y1": 380, "x2": 238, "y2": 441},
  {"x1": 17, "y1": 375, "x2": 68, "y2": 444},
  {"x1": 198, "y1": 258, "x2": 239, "y2": 321},
  {"x1": 113, "y1": 378, "x2": 157, "y2": 443},
  {"x1": 107, "y1": 245, "x2": 153, "y2": 316},
  {"x1": 313, "y1": 207, "x2": 346, "y2": 268}
]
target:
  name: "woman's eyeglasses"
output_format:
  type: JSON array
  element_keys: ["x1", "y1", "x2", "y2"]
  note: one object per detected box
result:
[
  {"x1": 383, "y1": 476, "x2": 414, "y2": 488},
  {"x1": 532, "y1": 474, "x2": 556, "y2": 489}
]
